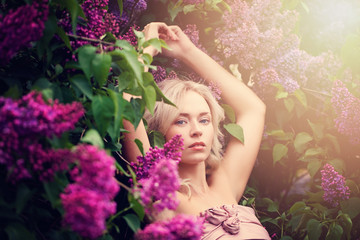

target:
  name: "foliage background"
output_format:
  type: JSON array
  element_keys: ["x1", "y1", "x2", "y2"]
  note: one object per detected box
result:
[{"x1": 1, "y1": 0, "x2": 360, "y2": 239}]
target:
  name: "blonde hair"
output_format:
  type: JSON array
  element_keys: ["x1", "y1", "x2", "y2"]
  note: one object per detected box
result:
[{"x1": 144, "y1": 79, "x2": 225, "y2": 172}]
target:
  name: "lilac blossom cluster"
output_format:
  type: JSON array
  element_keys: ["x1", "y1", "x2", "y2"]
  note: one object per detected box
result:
[
  {"x1": 215, "y1": 0, "x2": 297, "y2": 70},
  {"x1": 0, "y1": 0, "x2": 49, "y2": 64},
  {"x1": 136, "y1": 214, "x2": 204, "y2": 240},
  {"x1": 61, "y1": 145, "x2": 120, "y2": 239},
  {"x1": 137, "y1": 156, "x2": 180, "y2": 214},
  {"x1": 150, "y1": 65, "x2": 167, "y2": 83},
  {"x1": 132, "y1": 134, "x2": 183, "y2": 180},
  {"x1": 331, "y1": 80, "x2": 360, "y2": 144},
  {"x1": 59, "y1": 0, "x2": 144, "y2": 50},
  {"x1": 320, "y1": 163, "x2": 350, "y2": 207},
  {"x1": 132, "y1": 135, "x2": 183, "y2": 214},
  {"x1": 0, "y1": 91, "x2": 84, "y2": 183}
]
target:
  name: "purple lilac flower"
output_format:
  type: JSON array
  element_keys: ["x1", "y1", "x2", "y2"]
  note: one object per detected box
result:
[
  {"x1": 0, "y1": 91, "x2": 84, "y2": 183},
  {"x1": 215, "y1": 0, "x2": 297, "y2": 69},
  {"x1": 135, "y1": 214, "x2": 204, "y2": 240},
  {"x1": 137, "y1": 156, "x2": 180, "y2": 214},
  {"x1": 131, "y1": 134, "x2": 183, "y2": 181},
  {"x1": 208, "y1": 82, "x2": 222, "y2": 101},
  {"x1": 61, "y1": 144, "x2": 119, "y2": 239},
  {"x1": 150, "y1": 65, "x2": 167, "y2": 83},
  {"x1": 321, "y1": 163, "x2": 350, "y2": 207},
  {"x1": 0, "y1": 0, "x2": 49, "y2": 64},
  {"x1": 331, "y1": 80, "x2": 360, "y2": 144},
  {"x1": 251, "y1": 68, "x2": 279, "y2": 100},
  {"x1": 131, "y1": 135, "x2": 183, "y2": 214}
]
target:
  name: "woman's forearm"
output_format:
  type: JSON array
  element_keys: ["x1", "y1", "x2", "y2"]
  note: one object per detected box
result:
[{"x1": 180, "y1": 47, "x2": 266, "y2": 119}]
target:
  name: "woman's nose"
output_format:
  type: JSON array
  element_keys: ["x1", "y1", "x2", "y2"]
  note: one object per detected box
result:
[{"x1": 190, "y1": 122, "x2": 202, "y2": 137}]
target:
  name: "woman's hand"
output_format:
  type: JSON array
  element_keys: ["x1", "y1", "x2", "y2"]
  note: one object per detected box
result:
[
  {"x1": 142, "y1": 22, "x2": 178, "y2": 57},
  {"x1": 142, "y1": 22, "x2": 196, "y2": 61}
]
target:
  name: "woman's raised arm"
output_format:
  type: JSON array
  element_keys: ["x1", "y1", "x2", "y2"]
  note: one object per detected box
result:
[{"x1": 122, "y1": 23, "x2": 178, "y2": 164}]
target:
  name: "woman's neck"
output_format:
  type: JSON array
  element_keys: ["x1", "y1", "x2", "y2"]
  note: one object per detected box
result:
[{"x1": 178, "y1": 161, "x2": 209, "y2": 194}]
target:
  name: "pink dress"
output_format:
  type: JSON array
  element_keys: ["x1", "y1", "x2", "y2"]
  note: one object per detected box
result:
[{"x1": 200, "y1": 204, "x2": 271, "y2": 240}]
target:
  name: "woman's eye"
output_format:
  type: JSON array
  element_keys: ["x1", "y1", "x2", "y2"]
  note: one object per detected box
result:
[
  {"x1": 175, "y1": 119, "x2": 187, "y2": 125},
  {"x1": 200, "y1": 118, "x2": 210, "y2": 124}
]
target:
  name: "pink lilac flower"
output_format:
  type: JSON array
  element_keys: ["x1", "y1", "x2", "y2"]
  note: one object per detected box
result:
[
  {"x1": 331, "y1": 80, "x2": 360, "y2": 144},
  {"x1": 61, "y1": 144, "x2": 119, "y2": 239},
  {"x1": 0, "y1": 0, "x2": 49, "y2": 64},
  {"x1": 0, "y1": 91, "x2": 84, "y2": 183},
  {"x1": 135, "y1": 214, "x2": 204, "y2": 240},
  {"x1": 320, "y1": 163, "x2": 350, "y2": 207}
]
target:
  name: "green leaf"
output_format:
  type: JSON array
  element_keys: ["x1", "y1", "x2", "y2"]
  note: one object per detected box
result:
[
  {"x1": 222, "y1": 104, "x2": 236, "y2": 123},
  {"x1": 56, "y1": 27, "x2": 72, "y2": 50},
  {"x1": 43, "y1": 180, "x2": 62, "y2": 208},
  {"x1": 341, "y1": 197, "x2": 360, "y2": 219},
  {"x1": 123, "y1": 213, "x2": 140, "y2": 232},
  {"x1": 325, "y1": 223, "x2": 343, "y2": 240},
  {"x1": 117, "y1": 0, "x2": 123, "y2": 16},
  {"x1": 183, "y1": 4, "x2": 196, "y2": 14},
  {"x1": 81, "y1": 129, "x2": 104, "y2": 148},
  {"x1": 148, "y1": 130, "x2": 165, "y2": 148},
  {"x1": 5, "y1": 222, "x2": 36, "y2": 240},
  {"x1": 92, "y1": 53, "x2": 112, "y2": 87},
  {"x1": 108, "y1": 90, "x2": 129, "y2": 141},
  {"x1": 338, "y1": 213, "x2": 352, "y2": 240},
  {"x1": 276, "y1": 90, "x2": 288, "y2": 100},
  {"x1": 70, "y1": 74, "x2": 93, "y2": 99},
  {"x1": 92, "y1": 95, "x2": 115, "y2": 136},
  {"x1": 307, "y1": 219, "x2": 323, "y2": 240},
  {"x1": 63, "y1": 0, "x2": 85, "y2": 36},
  {"x1": 307, "y1": 160, "x2": 322, "y2": 177},
  {"x1": 168, "y1": 1, "x2": 183, "y2": 21},
  {"x1": 304, "y1": 147, "x2": 324, "y2": 158},
  {"x1": 307, "y1": 119, "x2": 324, "y2": 141},
  {"x1": 289, "y1": 201, "x2": 306, "y2": 214},
  {"x1": 272, "y1": 143, "x2": 288, "y2": 164},
  {"x1": 294, "y1": 89, "x2": 307, "y2": 107},
  {"x1": 284, "y1": 98, "x2": 295, "y2": 112},
  {"x1": 15, "y1": 184, "x2": 33, "y2": 214},
  {"x1": 325, "y1": 134, "x2": 341, "y2": 154},
  {"x1": 294, "y1": 132, "x2": 313, "y2": 153},
  {"x1": 135, "y1": 139, "x2": 144, "y2": 156},
  {"x1": 110, "y1": 48, "x2": 143, "y2": 84},
  {"x1": 128, "y1": 193, "x2": 145, "y2": 221},
  {"x1": 78, "y1": 45, "x2": 97, "y2": 80},
  {"x1": 223, "y1": 123, "x2": 244, "y2": 143},
  {"x1": 143, "y1": 85, "x2": 156, "y2": 114},
  {"x1": 261, "y1": 198, "x2": 279, "y2": 212}
]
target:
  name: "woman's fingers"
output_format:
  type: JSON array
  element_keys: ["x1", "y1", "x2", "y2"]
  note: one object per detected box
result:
[{"x1": 143, "y1": 22, "x2": 178, "y2": 41}]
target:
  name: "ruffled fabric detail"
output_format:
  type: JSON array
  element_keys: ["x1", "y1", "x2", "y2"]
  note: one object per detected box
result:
[{"x1": 200, "y1": 204, "x2": 271, "y2": 239}]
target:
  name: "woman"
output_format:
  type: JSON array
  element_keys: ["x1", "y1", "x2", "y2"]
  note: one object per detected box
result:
[{"x1": 123, "y1": 22, "x2": 270, "y2": 239}]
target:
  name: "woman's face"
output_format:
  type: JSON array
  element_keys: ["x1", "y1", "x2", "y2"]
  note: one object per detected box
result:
[{"x1": 165, "y1": 90, "x2": 214, "y2": 165}]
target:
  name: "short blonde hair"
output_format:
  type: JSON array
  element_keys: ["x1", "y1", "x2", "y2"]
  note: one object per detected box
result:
[{"x1": 144, "y1": 79, "x2": 225, "y2": 172}]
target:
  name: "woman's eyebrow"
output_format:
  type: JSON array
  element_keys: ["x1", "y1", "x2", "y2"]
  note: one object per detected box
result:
[{"x1": 177, "y1": 112, "x2": 211, "y2": 117}]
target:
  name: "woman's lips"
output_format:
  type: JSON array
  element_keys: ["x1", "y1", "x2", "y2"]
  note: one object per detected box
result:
[{"x1": 188, "y1": 142, "x2": 205, "y2": 150}]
